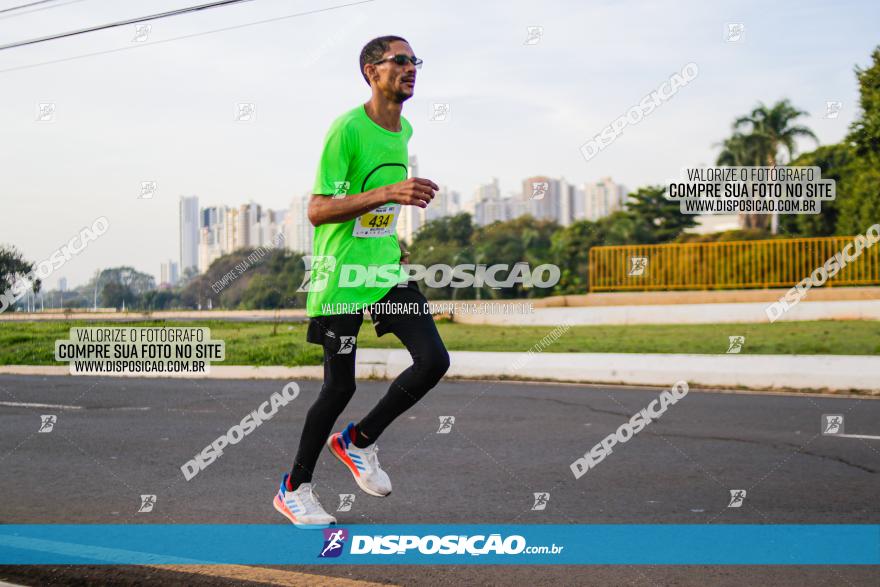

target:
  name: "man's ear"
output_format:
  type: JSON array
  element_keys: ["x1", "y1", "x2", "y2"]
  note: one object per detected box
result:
[{"x1": 363, "y1": 63, "x2": 377, "y2": 85}]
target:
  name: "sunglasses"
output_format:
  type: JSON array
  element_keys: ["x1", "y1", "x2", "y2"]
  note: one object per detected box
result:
[{"x1": 372, "y1": 54, "x2": 423, "y2": 69}]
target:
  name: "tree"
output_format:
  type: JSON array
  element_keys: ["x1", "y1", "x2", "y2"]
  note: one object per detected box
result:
[
  {"x1": 624, "y1": 186, "x2": 697, "y2": 244},
  {"x1": 93, "y1": 266, "x2": 155, "y2": 310},
  {"x1": 719, "y1": 99, "x2": 817, "y2": 230},
  {"x1": 837, "y1": 46, "x2": 880, "y2": 234},
  {"x1": 849, "y1": 47, "x2": 880, "y2": 160},
  {"x1": 550, "y1": 220, "x2": 604, "y2": 294},
  {"x1": 716, "y1": 132, "x2": 766, "y2": 167},
  {"x1": 0, "y1": 245, "x2": 37, "y2": 293},
  {"x1": 0, "y1": 245, "x2": 40, "y2": 311},
  {"x1": 472, "y1": 215, "x2": 558, "y2": 299},
  {"x1": 101, "y1": 281, "x2": 133, "y2": 310},
  {"x1": 411, "y1": 212, "x2": 473, "y2": 249},
  {"x1": 772, "y1": 46, "x2": 880, "y2": 236},
  {"x1": 777, "y1": 144, "x2": 855, "y2": 237}
]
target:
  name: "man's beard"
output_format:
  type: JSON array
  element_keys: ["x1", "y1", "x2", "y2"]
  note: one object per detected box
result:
[
  {"x1": 392, "y1": 81, "x2": 413, "y2": 103},
  {"x1": 392, "y1": 89, "x2": 412, "y2": 103}
]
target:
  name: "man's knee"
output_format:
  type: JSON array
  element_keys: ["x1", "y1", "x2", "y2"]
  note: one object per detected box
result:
[
  {"x1": 421, "y1": 346, "x2": 450, "y2": 383},
  {"x1": 314, "y1": 381, "x2": 356, "y2": 412}
]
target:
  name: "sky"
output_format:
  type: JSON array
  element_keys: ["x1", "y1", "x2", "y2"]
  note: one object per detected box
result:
[{"x1": 1, "y1": 0, "x2": 878, "y2": 288}]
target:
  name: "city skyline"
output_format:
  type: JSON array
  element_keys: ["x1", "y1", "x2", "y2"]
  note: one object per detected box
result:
[{"x1": 175, "y1": 172, "x2": 629, "y2": 289}]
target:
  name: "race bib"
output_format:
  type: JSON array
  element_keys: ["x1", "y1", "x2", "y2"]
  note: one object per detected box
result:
[{"x1": 353, "y1": 203, "x2": 399, "y2": 237}]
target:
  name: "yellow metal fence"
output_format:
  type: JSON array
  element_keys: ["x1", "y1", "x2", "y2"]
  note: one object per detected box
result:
[{"x1": 588, "y1": 236, "x2": 880, "y2": 291}]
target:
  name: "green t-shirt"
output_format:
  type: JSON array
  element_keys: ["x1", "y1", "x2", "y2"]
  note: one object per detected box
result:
[{"x1": 306, "y1": 104, "x2": 413, "y2": 317}]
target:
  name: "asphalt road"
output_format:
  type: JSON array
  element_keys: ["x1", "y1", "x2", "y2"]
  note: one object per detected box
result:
[{"x1": 0, "y1": 374, "x2": 877, "y2": 586}]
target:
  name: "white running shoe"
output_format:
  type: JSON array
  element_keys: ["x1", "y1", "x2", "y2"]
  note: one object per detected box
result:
[
  {"x1": 273, "y1": 475, "x2": 337, "y2": 528},
  {"x1": 327, "y1": 422, "x2": 392, "y2": 497}
]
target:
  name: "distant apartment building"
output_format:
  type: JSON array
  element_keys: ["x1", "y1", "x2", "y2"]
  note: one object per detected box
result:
[
  {"x1": 160, "y1": 260, "x2": 179, "y2": 286},
  {"x1": 397, "y1": 155, "x2": 423, "y2": 243},
  {"x1": 395, "y1": 156, "x2": 460, "y2": 242},
  {"x1": 459, "y1": 176, "x2": 631, "y2": 227},
  {"x1": 196, "y1": 201, "x2": 285, "y2": 273},
  {"x1": 578, "y1": 177, "x2": 628, "y2": 221},
  {"x1": 470, "y1": 178, "x2": 504, "y2": 226},
  {"x1": 521, "y1": 176, "x2": 568, "y2": 225},
  {"x1": 285, "y1": 193, "x2": 314, "y2": 254},
  {"x1": 466, "y1": 176, "x2": 571, "y2": 227},
  {"x1": 179, "y1": 195, "x2": 199, "y2": 273},
  {"x1": 427, "y1": 186, "x2": 461, "y2": 222},
  {"x1": 199, "y1": 205, "x2": 229, "y2": 273}
]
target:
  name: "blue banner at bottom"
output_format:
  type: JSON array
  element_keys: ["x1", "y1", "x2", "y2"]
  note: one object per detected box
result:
[{"x1": 0, "y1": 525, "x2": 877, "y2": 565}]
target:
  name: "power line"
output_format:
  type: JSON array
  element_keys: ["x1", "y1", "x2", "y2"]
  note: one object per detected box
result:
[
  {"x1": 0, "y1": 0, "x2": 87, "y2": 21},
  {"x1": 0, "y1": 0, "x2": 375, "y2": 74},
  {"x1": 0, "y1": 0, "x2": 61, "y2": 14},
  {"x1": 0, "y1": 0, "x2": 259, "y2": 51}
]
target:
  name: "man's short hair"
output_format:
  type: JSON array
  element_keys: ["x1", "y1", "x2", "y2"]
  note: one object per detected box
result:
[{"x1": 359, "y1": 35, "x2": 408, "y2": 85}]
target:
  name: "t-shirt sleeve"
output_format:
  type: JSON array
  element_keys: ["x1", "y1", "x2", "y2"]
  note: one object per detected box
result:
[{"x1": 312, "y1": 121, "x2": 352, "y2": 196}]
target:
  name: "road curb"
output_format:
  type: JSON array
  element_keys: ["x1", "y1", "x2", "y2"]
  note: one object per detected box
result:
[{"x1": 2, "y1": 350, "x2": 877, "y2": 392}]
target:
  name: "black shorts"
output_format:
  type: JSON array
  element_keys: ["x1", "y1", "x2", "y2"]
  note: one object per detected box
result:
[{"x1": 306, "y1": 280, "x2": 431, "y2": 351}]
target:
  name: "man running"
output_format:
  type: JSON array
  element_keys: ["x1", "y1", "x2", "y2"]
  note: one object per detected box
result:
[{"x1": 274, "y1": 35, "x2": 450, "y2": 528}]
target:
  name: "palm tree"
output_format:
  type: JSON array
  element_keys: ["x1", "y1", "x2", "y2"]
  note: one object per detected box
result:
[
  {"x1": 715, "y1": 132, "x2": 770, "y2": 229},
  {"x1": 716, "y1": 132, "x2": 766, "y2": 167},
  {"x1": 730, "y1": 100, "x2": 818, "y2": 232}
]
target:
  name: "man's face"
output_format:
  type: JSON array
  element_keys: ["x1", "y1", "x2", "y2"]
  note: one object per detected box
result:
[{"x1": 368, "y1": 40, "x2": 417, "y2": 102}]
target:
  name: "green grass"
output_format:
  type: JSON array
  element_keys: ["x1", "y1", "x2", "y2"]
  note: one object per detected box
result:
[
  {"x1": 0, "y1": 320, "x2": 322, "y2": 367},
  {"x1": 0, "y1": 319, "x2": 876, "y2": 367}
]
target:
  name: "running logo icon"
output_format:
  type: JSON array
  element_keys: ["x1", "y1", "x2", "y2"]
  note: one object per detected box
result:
[
  {"x1": 297, "y1": 255, "x2": 336, "y2": 292},
  {"x1": 235, "y1": 103, "x2": 256, "y2": 122},
  {"x1": 629, "y1": 257, "x2": 648, "y2": 276},
  {"x1": 727, "y1": 489, "x2": 746, "y2": 508},
  {"x1": 36, "y1": 102, "x2": 56, "y2": 122},
  {"x1": 138, "y1": 494, "x2": 156, "y2": 513},
  {"x1": 524, "y1": 26, "x2": 543, "y2": 45},
  {"x1": 437, "y1": 416, "x2": 455, "y2": 434},
  {"x1": 824, "y1": 101, "x2": 842, "y2": 119},
  {"x1": 726, "y1": 23, "x2": 744, "y2": 42},
  {"x1": 333, "y1": 181, "x2": 350, "y2": 197},
  {"x1": 38, "y1": 415, "x2": 57, "y2": 433},
  {"x1": 337, "y1": 494, "x2": 355, "y2": 512},
  {"x1": 727, "y1": 336, "x2": 745, "y2": 354},
  {"x1": 531, "y1": 492, "x2": 550, "y2": 511},
  {"x1": 531, "y1": 181, "x2": 549, "y2": 200},
  {"x1": 429, "y1": 103, "x2": 450, "y2": 122},
  {"x1": 139, "y1": 181, "x2": 157, "y2": 199},
  {"x1": 318, "y1": 528, "x2": 348, "y2": 558},
  {"x1": 338, "y1": 336, "x2": 356, "y2": 355},
  {"x1": 132, "y1": 23, "x2": 151, "y2": 43},
  {"x1": 821, "y1": 414, "x2": 844, "y2": 435}
]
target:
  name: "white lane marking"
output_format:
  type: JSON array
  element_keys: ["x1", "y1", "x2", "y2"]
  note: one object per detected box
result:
[
  {"x1": 830, "y1": 433, "x2": 880, "y2": 440},
  {"x1": 0, "y1": 401, "x2": 82, "y2": 410},
  {"x1": 0, "y1": 534, "x2": 209, "y2": 565},
  {"x1": 0, "y1": 401, "x2": 149, "y2": 411}
]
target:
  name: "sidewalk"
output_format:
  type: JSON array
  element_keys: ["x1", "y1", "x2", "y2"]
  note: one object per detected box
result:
[{"x1": 2, "y1": 349, "x2": 877, "y2": 393}]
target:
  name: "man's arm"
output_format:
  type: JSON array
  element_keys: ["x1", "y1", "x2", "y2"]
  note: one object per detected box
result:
[{"x1": 308, "y1": 177, "x2": 439, "y2": 227}]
